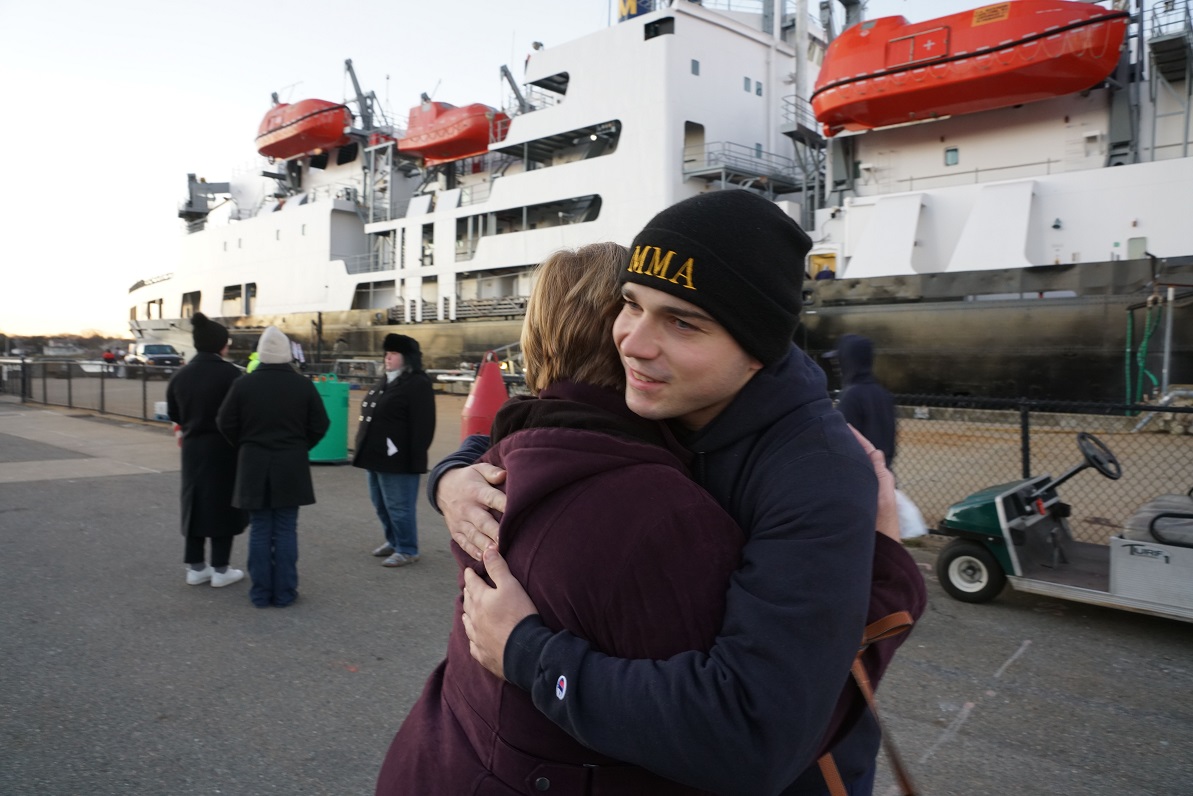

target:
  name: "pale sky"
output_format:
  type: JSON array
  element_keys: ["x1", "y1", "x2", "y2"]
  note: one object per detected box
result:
[{"x1": 0, "y1": 0, "x2": 951, "y2": 339}]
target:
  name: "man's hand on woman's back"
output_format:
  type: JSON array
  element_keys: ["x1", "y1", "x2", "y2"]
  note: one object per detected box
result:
[{"x1": 438, "y1": 463, "x2": 508, "y2": 560}]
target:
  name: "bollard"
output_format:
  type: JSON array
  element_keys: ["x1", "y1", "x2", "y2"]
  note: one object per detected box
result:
[{"x1": 461, "y1": 351, "x2": 509, "y2": 439}]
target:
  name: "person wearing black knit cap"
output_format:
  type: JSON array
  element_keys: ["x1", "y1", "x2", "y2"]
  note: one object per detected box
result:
[
  {"x1": 435, "y1": 190, "x2": 926, "y2": 796},
  {"x1": 352, "y1": 334, "x2": 436, "y2": 568},
  {"x1": 166, "y1": 312, "x2": 248, "y2": 589}
]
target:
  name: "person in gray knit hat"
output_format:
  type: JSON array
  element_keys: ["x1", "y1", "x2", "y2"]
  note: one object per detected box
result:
[
  {"x1": 437, "y1": 190, "x2": 925, "y2": 796},
  {"x1": 217, "y1": 326, "x2": 329, "y2": 607}
]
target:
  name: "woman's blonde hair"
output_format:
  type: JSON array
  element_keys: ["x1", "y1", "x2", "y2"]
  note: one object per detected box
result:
[{"x1": 521, "y1": 242, "x2": 628, "y2": 394}]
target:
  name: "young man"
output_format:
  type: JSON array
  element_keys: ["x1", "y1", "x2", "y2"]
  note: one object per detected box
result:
[{"x1": 438, "y1": 190, "x2": 925, "y2": 795}]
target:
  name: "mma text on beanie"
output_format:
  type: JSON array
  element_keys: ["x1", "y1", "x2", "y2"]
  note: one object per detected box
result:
[
  {"x1": 621, "y1": 190, "x2": 811, "y2": 365},
  {"x1": 257, "y1": 326, "x2": 292, "y2": 364},
  {"x1": 191, "y1": 312, "x2": 229, "y2": 354}
]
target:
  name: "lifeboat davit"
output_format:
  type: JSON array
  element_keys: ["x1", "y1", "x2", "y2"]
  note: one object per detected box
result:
[
  {"x1": 396, "y1": 100, "x2": 510, "y2": 166},
  {"x1": 256, "y1": 99, "x2": 353, "y2": 160},
  {"x1": 811, "y1": 0, "x2": 1130, "y2": 137}
]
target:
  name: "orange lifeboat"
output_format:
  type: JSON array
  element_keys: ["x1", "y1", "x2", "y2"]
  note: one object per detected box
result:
[
  {"x1": 255, "y1": 99, "x2": 353, "y2": 160},
  {"x1": 396, "y1": 100, "x2": 510, "y2": 166},
  {"x1": 811, "y1": 0, "x2": 1129, "y2": 137}
]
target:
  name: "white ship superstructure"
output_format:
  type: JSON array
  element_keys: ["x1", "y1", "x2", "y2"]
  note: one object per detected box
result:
[
  {"x1": 128, "y1": 0, "x2": 1193, "y2": 400},
  {"x1": 129, "y1": 0, "x2": 825, "y2": 368}
]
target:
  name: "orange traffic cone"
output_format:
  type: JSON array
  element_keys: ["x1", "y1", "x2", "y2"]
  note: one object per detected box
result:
[{"x1": 461, "y1": 351, "x2": 509, "y2": 439}]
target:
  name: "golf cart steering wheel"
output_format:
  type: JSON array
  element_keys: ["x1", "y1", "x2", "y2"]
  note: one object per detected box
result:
[{"x1": 1077, "y1": 432, "x2": 1122, "y2": 480}]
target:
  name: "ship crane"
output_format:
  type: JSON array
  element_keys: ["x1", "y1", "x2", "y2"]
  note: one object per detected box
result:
[
  {"x1": 178, "y1": 174, "x2": 230, "y2": 233},
  {"x1": 345, "y1": 58, "x2": 379, "y2": 132}
]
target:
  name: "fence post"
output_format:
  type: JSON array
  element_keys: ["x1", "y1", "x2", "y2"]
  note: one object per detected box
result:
[
  {"x1": 20, "y1": 358, "x2": 28, "y2": 404},
  {"x1": 99, "y1": 362, "x2": 106, "y2": 414},
  {"x1": 1019, "y1": 401, "x2": 1032, "y2": 478},
  {"x1": 67, "y1": 361, "x2": 74, "y2": 409},
  {"x1": 141, "y1": 366, "x2": 148, "y2": 421}
]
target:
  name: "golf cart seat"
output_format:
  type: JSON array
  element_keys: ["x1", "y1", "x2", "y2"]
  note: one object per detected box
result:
[{"x1": 1123, "y1": 492, "x2": 1193, "y2": 548}]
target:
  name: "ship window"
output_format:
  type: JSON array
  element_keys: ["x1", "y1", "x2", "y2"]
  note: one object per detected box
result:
[
  {"x1": 691, "y1": 59, "x2": 700, "y2": 76},
  {"x1": 309, "y1": 152, "x2": 329, "y2": 170},
  {"x1": 744, "y1": 77, "x2": 751, "y2": 92},
  {"x1": 755, "y1": 81, "x2": 763, "y2": 96},
  {"x1": 944, "y1": 147, "x2": 959, "y2": 167},
  {"x1": 421, "y1": 224, "x2": 434, "y2": 267},
  {"x1": 276, "y1": 230, "x2": 281, "y2": 241},
  {"x1": 351, "y1": 280, "x2": 395, "y2": 311},
  {"x1": 302, "y1": 224, "x2": 306, "y2": 236},
  {"x1": 245, "y1": 283, "x2": 256, "y2": 315},
  {"x1": 337, "y1": 143, "x2": 359, "y2": 166},
  {"x1": 222, "y1": 285, "x2": 242, "y2": 317},
  {"x1": 181, "y1": 292, "x2": 201, "y2": 319},
  {"x1": 644, "y1": 17, "x2": 674, "y2": 39},
  {"x1": 755, "y1": 143, "x2": 763, "y2": 158},
  {"x1": 223, "y1": 242, "x2": 227, "y2": 252}
]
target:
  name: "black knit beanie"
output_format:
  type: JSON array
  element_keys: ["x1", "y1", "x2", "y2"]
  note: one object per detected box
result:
[
  {"x1": 191, "y1": 312, "x2": 229, "y2": 354},
  {"x1": 622, "y1": 190, "x2": 811, "y2": 365}
]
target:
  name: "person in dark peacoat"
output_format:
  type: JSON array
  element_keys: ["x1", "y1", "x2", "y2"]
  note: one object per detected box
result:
[
  {"x1": 217, "y1": 326, "x2": 329, "y2": 607},
  {"x1": 166, "y1": 312, "x2": 248, "y2": 588},
  {"x1": 352, "y1": 333, "x2": 435, "y2": 567}
]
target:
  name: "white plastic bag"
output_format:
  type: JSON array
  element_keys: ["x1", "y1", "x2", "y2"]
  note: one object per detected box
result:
[{"x1": 895, "y1": 489, "x2": 927, "y2": 539}]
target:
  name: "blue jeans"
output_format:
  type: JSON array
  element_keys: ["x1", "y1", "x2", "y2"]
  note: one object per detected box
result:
[
  {"x1": 367, "y1": 471, "x2": 420, "y2": 556},
  {"x1": 248, "y1": 507, "x2": 299, "y2": 607}
]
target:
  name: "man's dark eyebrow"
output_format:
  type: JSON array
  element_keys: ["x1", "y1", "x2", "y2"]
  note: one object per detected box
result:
[{"x1": 621, "y1": 285, "x2": 716, "y2": 324}]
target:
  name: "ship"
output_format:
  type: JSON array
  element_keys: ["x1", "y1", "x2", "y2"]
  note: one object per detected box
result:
[{"x1": 128, "y1": 0, "x2": 1193, "y2": 402}]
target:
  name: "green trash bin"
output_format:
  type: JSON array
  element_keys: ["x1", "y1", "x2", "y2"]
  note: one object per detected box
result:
[{"x1": 310, "y1": 374, "x2": 350, "y2": 463}]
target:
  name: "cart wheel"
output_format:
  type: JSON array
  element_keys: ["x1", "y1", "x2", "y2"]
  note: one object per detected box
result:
[{"x1": 936, "y1": 540, "x2": 1007, "y2": 604}]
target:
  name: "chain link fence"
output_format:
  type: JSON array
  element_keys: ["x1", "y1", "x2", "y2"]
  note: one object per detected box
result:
[
  {"x1": 3, "y1": 360, "x2": 175, "y2": 422},
  {"x1": 6, "y1": 361, "x2": 1191, "y2": 546},
  {"x1": 890, "y1": 395, "x2": 1193, "y2": 544}
]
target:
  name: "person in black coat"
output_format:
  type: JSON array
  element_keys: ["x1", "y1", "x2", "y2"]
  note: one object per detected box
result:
[
  {"x1": 826, "y1": 333, "x2": 897, "y2": 471},
  {"x1": 352, "y1": 334, "x2": 436, "y2": 567},
  {"x1": 217, "y1": 326, "x2": 329, "y2": 607},
  {"x1": 166, "y1": 313, "x2": 247, "y2": 588}
]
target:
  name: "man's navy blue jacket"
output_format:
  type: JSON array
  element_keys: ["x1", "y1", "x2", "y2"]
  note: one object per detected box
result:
[{"x1": 431, "y1": 346, "x2": 924, "y2": 795}]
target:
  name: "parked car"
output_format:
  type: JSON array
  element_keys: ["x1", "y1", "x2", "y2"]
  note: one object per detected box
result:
[{"x1": 123, "y1": 344, "x2": 184, "y2": 379}]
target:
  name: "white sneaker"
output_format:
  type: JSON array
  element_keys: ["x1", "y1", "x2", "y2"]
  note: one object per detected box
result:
[
  {"x1": 211, "y1": 568, "x2": 245, "y2": 588},
  {"x1": 186, "y1": 565, "x2": 213, "y2": 585}
]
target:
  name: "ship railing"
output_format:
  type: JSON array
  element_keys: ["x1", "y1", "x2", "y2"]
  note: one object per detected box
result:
[
  {"x1": 386, "y1": 301, "x2": 437, "y2": 324},
  {"x1": 1149, "y1": 0, "x2": 1192, "y2": 40},
  {"x1": 341, "y1": 252, "x2": 395, "y2": 275},
  {"x1": 459, "y1": 179, "x2": 495, "y2": 206},
  {"x1": 128, "y1": 273, "x2": 174, "y2": 294},
  {"x1": 454, "y1": 296, "x2": 529, "y2": 319},
  {"x1": 781, "y1": 95, "x2": 819, "y2": 131},
  {"x1": 684, "y1": 141, "x2": 798, "y2": 180},
  {"x1": 503, "y1": 86, "x2": 560, "y2": 118},
  {"x1": 869, "y1": 158, "x2": 1064, "y2": 194}
]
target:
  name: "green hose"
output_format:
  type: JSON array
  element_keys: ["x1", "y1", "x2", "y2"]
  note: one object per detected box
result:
[
  {"x1": 1125, "y1": 309, "x2": 1134, "y2": 405},
  {"x1": 1134, "y1": 303, "x2": 1162, "y2": 404}
]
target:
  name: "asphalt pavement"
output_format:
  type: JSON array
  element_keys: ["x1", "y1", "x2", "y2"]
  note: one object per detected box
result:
[{"x1": 1, "y1": 395, "x2": 1190, "y2": 795}]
